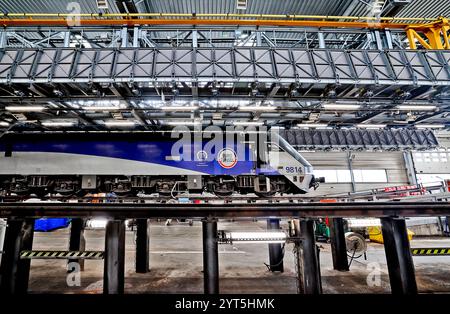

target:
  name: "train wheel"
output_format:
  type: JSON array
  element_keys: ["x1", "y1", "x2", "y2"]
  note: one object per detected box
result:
[
  {"x1": 213, "y1": 183, "x2": 235, "y2": 197},
  {"x1": 254, "y1": 182, "x2": 277, "y2": 198},
  {"x1": 33, "y1": 189, "x2": 48, "y2": 199}
]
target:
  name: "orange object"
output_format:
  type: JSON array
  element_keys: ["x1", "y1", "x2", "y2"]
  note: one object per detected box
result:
[
  {"x1": 0, "y1": 18, "x2": 414, "y2": 29},
  {"x1": 319, "y1": 199, "x2": 337, "y2": 203}
]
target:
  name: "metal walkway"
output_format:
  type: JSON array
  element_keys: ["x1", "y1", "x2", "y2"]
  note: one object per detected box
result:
[{"x1": 1, "y1": 47, "x2": 449, "y2": 87}]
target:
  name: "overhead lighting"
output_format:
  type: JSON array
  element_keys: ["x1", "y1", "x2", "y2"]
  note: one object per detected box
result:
[
  {"x1": 41, "y1": 121, "x2": 76, "y2": 127},
  {"x1": 167, "y1": 121, "x2": 202, "y2": 126},
  {"x1": 397, "y1": 105, "x2": 436, "y2": 111},
  {"x1": 5, "y1": 106, "x2": 45, "y2": 112},
  {"x1": 356, "y1": 124, "x2": 387, "y2": 129},
  {"x1": 346, "y1": 218, "x2": 381, "y2": 227},
  {"x1": 0, "y1": 121, "x2": 9, "y2": 127},
  {"x1": 87, "y1": 218, "x2": 107, "y2": 229},
  {"x1": 232, "y1": 121, "x2": 264, "y2": 126},
  {"x1": 83, "y1": 106, "x2": 124, "y2": 111},
  {"x1": 103, "y1": 120, "x2": 136, "y2": 127},
  {"x1": 225, "y1": 232, "x2": 286, "y2": 244},
  {"x1": 161, "y1": 106, "x2": 199, "y2": 111},
  {"x1": 238, "y1": 106, "x2": 277, "y2": 111},
  {"x1": 323, "y1": 104, "x2": 361, "y2": 110},
  {"x1": 297, "y1": 123, "x2": 328, "y2": 128},
  {"x1": 415, "y1": 124, "x2": 445, "y2": 129}
]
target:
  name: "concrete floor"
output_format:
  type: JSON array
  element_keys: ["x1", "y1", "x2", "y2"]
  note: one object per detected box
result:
[{"x1": 27, "y1": 220, "x2": 450, "y2": 294}]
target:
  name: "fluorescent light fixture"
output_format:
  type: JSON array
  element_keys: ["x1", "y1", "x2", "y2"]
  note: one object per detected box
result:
[
  {"x1": 87, "y1": 219, "x2": 107, "y2": 229},
  {"x1": 161, "y1": 106, "x2": 199, "y2": 111},
  {"x1": 346, "y1": 218, "x2": 381, "y2": 227},
  {"x1": 83, "y1": 106, "x2": 124, "y2": 111},
  {"x1": 103, "y1": 120, "x2": 136, "y2": 127},
  {"x1": 227, "y1": 232, "x2": 286, "y2": 244},
  {"x1": 167, "y1": 121, "x2": 202, "y2": 126},
  {"x1": 0, "y1": 121, "x2": 9, "y2": 127},
  {"x1": 323, "y1": 104, "x2": 361, "y2": 110},
  {"x1": 41, "y1": 121, "x2": 76, "y2": 127},
  {"x1": 232, "y1": 121, "x2": 264, "y2": 126},
  {"x1": 297, "y1": 123, "x2": 328, "y2": 128},
  {"x1": 238, "y1": 106, "x2": 277, "y2": 111},
  {"x1": 5, "y1": 106, "x2": 45, "y2": 112},
  {"x1": 356, "y1": 124, "x2": 387, "y2": 129},
  {"x1": 397, "y1": 105, "x2": 436, "y2": 111},
  {"x1": 415, "y1": 124, "x2": 445, "y2": 129}
]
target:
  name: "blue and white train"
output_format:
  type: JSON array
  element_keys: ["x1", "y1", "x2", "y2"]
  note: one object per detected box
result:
[{"x1": 0, "y1": 132, "x2": 322, "y2": 197}]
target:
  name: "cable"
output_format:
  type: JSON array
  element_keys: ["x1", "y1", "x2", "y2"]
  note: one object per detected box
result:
[
  {"x1": 347, "y1": 246, "x2": 357, "y2": 268},
  {"x1": 264, "y1": 242, "x2": 285, "y2": 271}
]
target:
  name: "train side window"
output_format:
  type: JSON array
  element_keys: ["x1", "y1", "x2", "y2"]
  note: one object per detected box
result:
[
  {"x1": 5, "y1": 143, "x2": 12, "y2": 157},
  {"x1": 268, "y1": 143, "x2": 282, "y2": 152}
]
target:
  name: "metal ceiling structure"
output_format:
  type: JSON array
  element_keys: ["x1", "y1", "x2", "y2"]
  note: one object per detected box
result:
[{"x1": 0, "y1": 0, "x2": 448, "y2": 134}]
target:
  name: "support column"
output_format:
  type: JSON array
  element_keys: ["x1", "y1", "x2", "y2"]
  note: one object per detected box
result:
[
  {"x1": 403, "y1": 151, "x2": 418, "y2": 185},
  {"x1": 267, "y1": 219, "x2": 284, "y2": 272},
  {"x1": 381, "y1": 217, "x2": 417, "y2": 294},
  {"x1": 135, "y1": 219, "x2": 150, "y2": 273},
  {"x1": 318, "y1": 31, "x2": 326, "y2": 48},
  {"x1": 329, "y1": 218, "x2": 349, "y2": 271},
  {"x1": 103, "y1": 220, "x2": 125, "y2": 294},
  {"x1": 202, "y1": 218, "x2": 219, "y2": 294},
  {"x1": 300, "y1": 219, "x2": 322, "y2": 294},
  {"x1": 347, "y1": 151, "x2": 356, "y2": 193},
  {"x1": 68, "y1": 218, "x2": 85, "y2": 271},
  {"x1": 0, "y1": 218, "x2": 34, "y2": 294},
  {"x1": 446, "y1": 217, "x2": 450, "y2": 236}
]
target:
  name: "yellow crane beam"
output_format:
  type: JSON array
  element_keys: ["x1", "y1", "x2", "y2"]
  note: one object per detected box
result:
[
  {"x1": 406, "y1": 17, "x2": 450, "y2": 49},
  {"x1": 0, "y1": 13, "x2": 448, "y2": 49},
  {"x1": 0, "y1": 17, "x2": 417, "y2": 29}
]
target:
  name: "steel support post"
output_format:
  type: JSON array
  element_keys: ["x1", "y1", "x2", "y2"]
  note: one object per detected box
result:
[
  {"x1": 292, "y1": 219, "x2": 304, "y2": 294},
  {"x1": 446, "y1": 217, "x2": 450, "y2": 236},
  {"x1": 103, "y1": 220, "x2": 125, "y2": 294},
  {"x1": 267, "y1": 219, "x2": 284, "y2": 272},
  {"x1": 300, "y1": 219, "x2": 322, "y2": 294},
  {"x1": 318, "y1": 31, "x2": 326, "y2": 48},
  {"x1": 192, "y1": 30, "x2": 198, "y2": 48},
  {"x1": 68, "y1": 218, "x2": 86, "y2": 271},
  {"x1": 135, "y1": 219, "x2": 150, "y2": 273},
  {"x1": 381, "y1": 217, "x2": 418, "y2": 294},
  {"x1": 202, "y1": 218, "x2": 219, "y2": 294},
  {"x1": 329, "y1": 218, "x2": 349, "y2": 271},
  {"x1": 403, "y1": 152, "x2": 418, "y2": 185},
  {"x1": 0, "y1": 218, "x2": 34, "y2": 294},
  {"x1": 347, "y1": 152, "x2": 356, "y2": 193}
]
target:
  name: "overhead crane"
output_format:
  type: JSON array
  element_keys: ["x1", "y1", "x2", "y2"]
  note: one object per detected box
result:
[{"x1": 0, "y1": 13, "x2": 448, "y2": 49}]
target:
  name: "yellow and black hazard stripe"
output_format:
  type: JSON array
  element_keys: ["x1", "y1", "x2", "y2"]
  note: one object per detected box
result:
[
  {"x1": 20, "y1": 250, "x2": 104, "y2": 260},
  {"x1": 411, "y1": 248, "x2": 450, "y2": 256}
]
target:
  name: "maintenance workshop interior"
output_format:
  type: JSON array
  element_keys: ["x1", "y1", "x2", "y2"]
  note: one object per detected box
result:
[{"x1": 0, "y1": 0, "x2": 450, "y2": 301}]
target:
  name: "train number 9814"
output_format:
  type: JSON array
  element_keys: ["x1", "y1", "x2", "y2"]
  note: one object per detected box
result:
[{"x1": 285, "y1": 166, "x2": 303, "y2": 174}]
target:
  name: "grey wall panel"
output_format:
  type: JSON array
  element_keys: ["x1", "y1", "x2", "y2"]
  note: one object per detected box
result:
[
  {"x1": 302, "y1": 152, "x2": 348, "y2": 169},
  {"x1": 386, "y1": 169, "x2": 409, "y2": 183},
  {"x1": 352, "y1": 151, "x2": 405, "y2": 169},
  {"x1": 302, "y1": 151, "x2": 408, "y2": 195},
  {"x1": 307, "y1": 183, "x2": 353, "y2": 197}
]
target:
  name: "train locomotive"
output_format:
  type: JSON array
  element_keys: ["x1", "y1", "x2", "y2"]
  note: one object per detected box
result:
[{"x1": 0, "y1": 131, "x2": 322, "y2": 197}]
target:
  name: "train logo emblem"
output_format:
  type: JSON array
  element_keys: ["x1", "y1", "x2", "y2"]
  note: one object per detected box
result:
[
  {"x1": 217, "y1": 148, "x2": 237, "y2": 169},
  {"x1": 196, "y1": 150, "x2": 208, "y2": 162}
]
